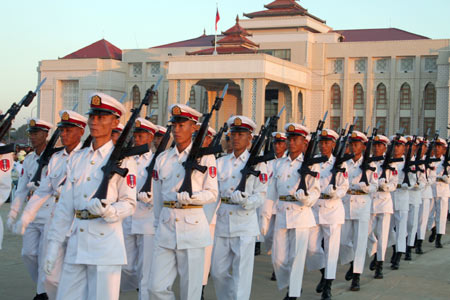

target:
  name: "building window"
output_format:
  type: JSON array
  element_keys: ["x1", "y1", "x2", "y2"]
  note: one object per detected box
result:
[
  {"x1": 132, "y1": 85, "x2": 140, "y2": 108},
  {"x1": 62, "y1": 80, "x2": 79, "y2": 110},
  {"x1": 330, "y1": 83, "x2": 341, "y2": 109},
  {"x1": 354, "y1": 59, "x2": 366, "y2": 73},
  {"x1": 132, "y1": 63, "x2": 142, "y2": 76},
  {"x1": 330, "y1": 116, "x2": 340, "y2": 132},
  {"x1": 376, "y1": 117, "x2": 387, "y2": 135},
  {"x1": 424, "y1": 83, "x2": 436, "y2": 110},
  {"x1": 424, "y1": 57, "x2": 437, "y2": 72},
  {"x1": 189, "y1": 88, "x2": 196, "y2": 105},
  {"x1": 149, "y1": 62, "x2": 160, "y2": 74},
  {"x1": 399, "y1": 117, "x2": 411, "y2": 135},
  {"x1": 400, "y1": 58, "x2": 414, "y2": 72},
  {"x1": 376, "y1": 83, "x2": 387, "y2": 109},
  {"x1": 353, "y1": 83, "x2": 364, "y2": 109},
  {"x1": 354, "y1": 116, "x2": 363, "y2": 132},
  {"x1": 333, "y1": 59, "x2": 343, "y2": 73},
  {"x1": 376, "y1": 58, "x2": 389, "y2": 73},
  {"x1": 264, "y1": 89, "x2": 278, "y2": 123},
  {"x1": 259, "y1": 49, "x2": 291, "y2": 61},
  {"x1": 423, "y1": 117, "x2": 435, "y2": 134},
  {"x1": 400, "y1": 83, "x2": 411, "y2": 110}
]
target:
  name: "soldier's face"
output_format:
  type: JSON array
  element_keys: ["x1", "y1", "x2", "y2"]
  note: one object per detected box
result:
[
  {"x1": 133, "y1": 131, "x2": 153, "y2": 147},
  {"x1": 394, "y1": 143, "x2": 405, "y2": 157},
  {"x1": 274, "y1": 141, "x2": 287, "y2": 157},
  {"x1": 173, "y1": 120, "x2": 196, "y2": 146},
  {"x1": 111, "y1": 132, "x2": 120, "y2": 145},
  {"x1": 29, "y1": 130, "x2": 48, "y2": 149},
  {"x1": 203, "y1": 135, "x2": 212, "y2": 147},
  {"x1": 350, "y1": 141, "x2": 365, "y2": 156},
  {"x1": 231, "y1": 131, "x2": 252, "y2": 152},
  {"x1": 88, "y1": 114, "x2": 119, "y2": 140},
  {"x1": 373, "y1": 143, "x2": 386, "y2": 156},
  {"x1": 60, "y1": 126, "x2": 84, "y2": 148},
  {"x1": 153, "y1": 135, "x2": 163, "y2": 148},
  {"x1": 421, "y1": 144, "x2": 427, "y2": 156},
  {"x1": 287, "y1": 135, "x2": 307, "y2": 155},
  {"x1": 319, "y1": 140, "x2": 335, "y2": 156},
  {"x1": 435, "y1": 144, "x2": 446, "y2": 157}
]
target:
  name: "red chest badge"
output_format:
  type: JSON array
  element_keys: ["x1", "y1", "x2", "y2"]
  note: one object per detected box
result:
[
  {"x1": 316, "y1": 173, "x2": 320, "y2": 179},
  {"x1": 0, "y1": 159, "x2": 10, "y2": 172},
  {"x1": 392, "y1": 170, "x2": 398, "y2": 176},
  {"x1": 209, "y1": 166, "x2": 217, "y2": 178},
  {"x1": 152, "y1": 170, "x2": 159, "y2": 181},
  {"x1": 373, "y1": 172, "x2": 378, "y2": 180},
  {"x1": 21, "y1": 168, "x2": 24, "y2": 176},
  {"x1": 126, "y1": 174, "x2": 136, "y2": 188},
  {"x1": 259, "y1": 173, "x2": 268, "y2": 184},
  {"x1": 343, "y1": 171, "x2": 348, "y2": 178}
]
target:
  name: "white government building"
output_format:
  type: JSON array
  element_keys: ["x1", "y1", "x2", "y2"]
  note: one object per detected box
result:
[{"x1": 37, "y1": 0, "x2": 450, "y2": 137}]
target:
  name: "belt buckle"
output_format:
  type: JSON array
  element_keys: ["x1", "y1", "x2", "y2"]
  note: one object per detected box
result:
[
  {"x1": 80, "y1": 210, "x2": 89, "y2": 220},
  {"x1": 174, "y1": 202, "x2": 183, "y2": 209}
]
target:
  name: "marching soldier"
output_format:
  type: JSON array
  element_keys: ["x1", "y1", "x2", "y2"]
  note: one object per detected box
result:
[
  {"x1": 367, "y1": 135, "x2": 398, "y2": 279},
  {"x1": 339, "y1": 131, "x2": 378, "y2": 291},
  {"x1": 429, "y1": 138, "x2": 449, "y2": 248},
  {"x1": 153, "y1": 125, "x2": 167, "y2": 149},
  {"x1": 121, "y1": 117, "x2": 158, "y2": 300},
  {"x1": 111, "y1": 123, "x2": 124, "y2": 145},
  {"x1": 44, "y1": 93, "x2": 137, "y2": 300},
  {"x1": 149, "y1": 104, "x2": 218, "y2": 300},
  {"x1": 7, "y1": 118, "x2": 53, "y2": 300},
  {"x1": 210, "y1": 116, "x2": 267, "y2": 300},
  {"x1": 306, "y1": 129, "x2": 349, "y2": 300},
  {"x1": 0, "y1": 140, "x2": 13, "y2": 250},
  {"x1": 13, "y1": 110, "x2": 86, "y2": 300},
  {"x1": 266, "y1": 123, "x2": 320, "y2": 300}
]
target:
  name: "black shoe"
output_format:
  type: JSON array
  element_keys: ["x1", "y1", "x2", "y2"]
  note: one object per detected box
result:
[
  {"x1": 345, "y1": 262, "x2": 353, "y2": 281},
  {"x1": 321, "y1": 279, "x2": 333, "y2": 300},
  {"x1": 33, "y1": 294, "x2": 48, "y2": 300},
  {"x1": 404, "y1": 246, "x2": 412, "y2": 261},
  {"x1": 447, "y1": 212, "x2": 450, "y2": 221},
  {"x1": 201, "y1": 285, "x2": 205, "y2": 300},
  {"x1": 369, "y1": 255, "x2": 377, "y2": 271},
  {"x1": 255, "y1": 242, "x2": 261, "y2": 256},
  {"x1": 350, "y1": 273, "x2": 360, "y2": 291},
  {"x1": 435, "y1": 234, "x2": 443, "y2": 248},
  {"x1": 283, "y1": 291, "x2": 297, "y2": 300},
  {"x1": 271, "y1": 270, "x2": 277, "y2": 281},
  {"x1": 390, "y1": 245, "x2": 396, "y2": 264},
  {"x1": 316, "y1": 268, "x2": 325, "y2": 293},
  {"x1": 374, "y1": 261, "x2": 384, "y2": 279},
  {"x1": 391, "y1": 252, "x2": 402, "y2": 270},
  {"x1": 415, "y1": 239, "x2": 424, "y2": 254},
  {"x1": 429, "y1": 227, "x2": 436, "y2": 243}
]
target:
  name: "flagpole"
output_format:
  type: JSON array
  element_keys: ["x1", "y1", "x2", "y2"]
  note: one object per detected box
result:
[{"x1": 214, "y1": 3, "x2": 218, "y2": 55}]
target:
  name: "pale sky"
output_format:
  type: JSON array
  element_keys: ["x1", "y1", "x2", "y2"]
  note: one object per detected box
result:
[{"x1": 1, "y1": 0, "x2": 450, "y2": 128}]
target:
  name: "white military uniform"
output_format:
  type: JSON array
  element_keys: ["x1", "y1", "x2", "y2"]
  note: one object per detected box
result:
[
  {"x1": 0, "y1": 150, "x2": 13, "y2": 249},
  {"x1": 48, "y1": 140, "x2": 137, "y2": 300},
  {"x1": 306, "y1": 154, "x2": 349, "y2": 279},
  {"x1": 407, "y1": 155, "x2": 426, "y2": 247},
  {"x1": 121, "y1": 150, "x2": 155, "y2": 300},
  {"x1": 418, "y1": 156, "x2": 436, "y2": 241},
  {"x1": 340, "y1": 155, "x2": 378, "y2": 274},
  {"x1": 211, "y1": 149, "x2": 268, "y2": 300},
  {"x1": 430, "y1": 156, "x2": 450, "y2": 235}
]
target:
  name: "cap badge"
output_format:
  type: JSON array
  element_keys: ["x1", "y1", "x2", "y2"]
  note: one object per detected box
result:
[
  {"x1": 275, "y1": 133, "x2": 281, "y2": 139},
  {"x1": 62, "y1": 112, "x2": 70, "y2": 121},
  {"x1": 234, "y1": 117, "x2": 242, "y2": 126},
  {"x1": 351, "y1": 132, "x2": 357, "y2": 138},
  {"x1": 321, "y1": 130, "x2": 328, "y2": 137},
  {"x1": 287, "y1": 124, "x2": 295, "y2": 132},
  {"x1": 91, "y1": 95, "x2": 101, "y2": 106},
  {"x1": 135, "y1": 120, "x2": 141, "y2": 127},
  {"x1": 374, "y1": 136, "x2": 379, "y2": 141},
  {"x1": 29, "y1": 119, "x2": 36, "y2": 127},
  {"x1": 172, "y1": 106, "x2": 181, "y2": 116}
]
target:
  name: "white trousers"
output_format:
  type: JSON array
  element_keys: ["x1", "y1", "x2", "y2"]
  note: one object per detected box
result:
[
  {"x1": 263, "y1": 214, "x2": 276, "y2": 254},
  {"x1": 306, "y1": 224, "x2": 341, "y2": 279},
  {"x1": 391, "y1": 210, "x2": 408, "y2": 252},
  {"x1": 56, "y1": 263, "x2": 121, "y2": 300},
  {"x1": 149, "y1": 245, "x2": 204, "y2": 300},
  {"x1": 202, "y1": 223, "x2": 216, "y2": 285},
  {"x1": 418, "y1": 198, "x2": 432, "y2": 240},
  {"x1": 272, "y1": 227, "x2": 309, "y2": 298},
  {"x1": 367, "y1": 213, "x2": 391, "y2": 261},
  {"x1": 407, "y1": 204, "x2": 420, "y2": 247},
  {"x1": 211, "y1": 236, "x2": 256, "y2": 300},
  {"x1": 22, "y1": 222, "x2": 46, "y2": 294},
  {"x1": 340, "y1": 219, "x2": 369, "y2": 274},
  {"x1": 430, "y1": 197, "x2": 449, "y2": 234}
]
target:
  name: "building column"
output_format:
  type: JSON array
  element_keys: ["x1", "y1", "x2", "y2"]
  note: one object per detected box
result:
[
  {"x1": 412, "y1": 55, "x2": 422, "y2": 133},
  {"x1": 388, "y1": 56, "x2": 397, "y2": 135},
  {"x1": 436, "y1": 51, "x2": 450, "y2": 138},
  {"x1": 342, "y1": 57, "x2": 351, "y2": 126},
  {"x1": 289, "y1": 86, "x2": 299, "y2": 124},
  {"x1": 366, "y1": 56, "x2": 374, "y2": 130}
]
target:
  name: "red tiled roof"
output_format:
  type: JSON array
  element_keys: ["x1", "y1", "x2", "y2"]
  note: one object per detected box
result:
[
  {"x1": 244, "y1": 0, "x2": 325, "y2": 23},
  {"x1": 333, "y1": 28, "x2": 429, "y2": 42},
  {"x1": 62, "y1": 39, "x2": 122, "y2": 60},
  {"x1": 152, "y1": 34, "x2": 223, "y2": 48},
  {"x1": 218, "y1": 35, "x2": 258, "y2": 47},
  {"x1": 186, "y1": 46, "x2": 258, "y2": 56}
]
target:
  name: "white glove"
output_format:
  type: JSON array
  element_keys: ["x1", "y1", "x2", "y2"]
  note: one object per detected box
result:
[
  {"x1": 295, "y1": 189, "x2": 308, "y2": 202},
  {"x1": 359, "y1": 182, "x2": 370, "y2": 193},
  {"x1": 401, "y1": 183, "x2": 409, "y2": 190},
  {"x1": 86, "y1": 198, "x2": 107, "y2": 216},
  {"x1": 231, "y1": 191, "x2": 249, "y2": 206},
  {"x1": 53, "y1": 185, "x2": 62, "y2": 198},
  {"x1": 176, "y1": 192, "x2": 192, "y2": 205},
  {"x1": 324, "y1": 185, "x2": 337, "y2": 198},
  {"x1": 13, "y1": 219, "x2": 26, "y2": 235},
  {"x1": 6, "y1": 216, "x2": 16, "y2": 231},
  {"x1": 444, "y1": 175, "x2": 450, "y2": 184},
  {"x1": 191, "y1": 192, "x2": 209, "y2": 204},
  {"x1": 86, "y1": 198, "x2": 117, "y2": 222},
  {"x1": 137, "y1": 192, "x2": 153, "y2": 205},
  {"x1": 26, "y1": 182, "x2": 39, "y2": 192},
  {"x1": 44, "y1": 241, "x2": 60, "y2": 275},
  {"x1": 260, "y1": 216, "x2": 270, "y2": 236}
]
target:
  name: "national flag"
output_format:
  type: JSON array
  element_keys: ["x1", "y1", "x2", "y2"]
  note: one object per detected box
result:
[{"x1": 215, "y1": 8, "x2": 220, "y2": 31}]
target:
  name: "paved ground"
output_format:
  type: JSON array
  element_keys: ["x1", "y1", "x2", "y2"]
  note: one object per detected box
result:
[{"x1": 1, "y1": 203, "x2": 449, "y2": 299}]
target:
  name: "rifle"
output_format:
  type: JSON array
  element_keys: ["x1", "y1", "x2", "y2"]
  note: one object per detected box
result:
[
  {"x1": 379, "y1": 131, "x2": 404, "y2": 180},
  {"x1": 401, "y1": 134, "x2": 418, "y2": 186},
  {"x1": 235, "y1": 107, "x2": 285, "y2": 193},
  {"x1": 139, "y1": 124, "x2": 172, "y2": 193},
  {"x1": 296, "y1": 112, "x2": 329, "y2": 195},
  {"x1": 30, "y1": 128, "x2": 64, "y2": 185},
  {"x1": 0, "y1": 78, "x2": 46, "y2": 153},
  {"x1": 359, "y1": 123, "x2": 381, "y2": 185},
  {"x1": 92, "y1": 82, "x2": 159, "y2": 204},
  {"x1": 329, "y1": 121, "x2": 356, "y2": 189},
  {"x1": 81, "y1": 135, "x2": 93, "y2": 149},
  {"x1": 178, "y1": 84, "x2": 228, "y2": 196},
  {"x1": 210, "y1": 121, "x2": 228, "y2": 158},
  {"x1": 332, "y1": 123, "x2": 348, "y2": 157},
  {"x1": 413, "y1": 129, "x2": 429, "y2": 174},
  {"x1": 442, "y1": 138, "x2": 450, "y2": 176}
]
